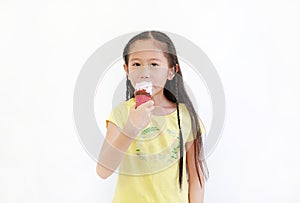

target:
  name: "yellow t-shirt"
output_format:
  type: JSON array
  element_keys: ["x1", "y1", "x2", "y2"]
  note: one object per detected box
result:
[{"x1": 106, "y1": 98, "x2": 205, "y2": 203}]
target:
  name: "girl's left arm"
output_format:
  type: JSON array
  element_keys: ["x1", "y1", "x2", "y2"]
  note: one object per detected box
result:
[{"x1": 186, "y1": 141, "x2": 205, "y2": 203}]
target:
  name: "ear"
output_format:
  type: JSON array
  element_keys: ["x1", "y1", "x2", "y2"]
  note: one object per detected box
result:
[
  {"x1": 167, "y1": 64, "x2": 179, "y2": 80},
  {"x1": 123, "y1": 63, "x2": 129, "y2": 75},
  {"x1": 124, "y1": 63, "x2": 132, "y2": 81}
]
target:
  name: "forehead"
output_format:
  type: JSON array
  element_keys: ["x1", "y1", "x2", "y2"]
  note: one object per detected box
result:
[
  {"x1": 129, "y1": 39, "x2": 168, "y2": 54},
  {"x1": 128, "y1": 39, "x2": 169, "y2": 61},
  {"x1": 128, "y1": 51, "x2": 167, "y2": 62}
]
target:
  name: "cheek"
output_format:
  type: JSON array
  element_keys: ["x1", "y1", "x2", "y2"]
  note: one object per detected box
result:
[
  {"x1": 152, "y1": 74, "x2": 169, "y2": 88},
  {"x1": 127, "y1": 70, "x2": 139, "y2": 81}
]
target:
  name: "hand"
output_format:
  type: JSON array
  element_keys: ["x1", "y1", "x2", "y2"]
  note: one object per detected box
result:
[{"x1": 123, "y1": 100, "x2": 154, "y2": 138}]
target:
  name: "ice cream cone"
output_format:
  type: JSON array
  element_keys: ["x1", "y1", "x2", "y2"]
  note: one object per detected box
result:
[{"x1": 134, "y1": 81, "x2": 153, "y2": 108}]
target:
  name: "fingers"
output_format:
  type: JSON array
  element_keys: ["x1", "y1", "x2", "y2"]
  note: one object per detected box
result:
[
  {"x1": 137, "y1": 100, "x2": 154, "y2": 111},
  {"x1": 127, "y1": 100, "x2": 154, "y2": 133},
  {"x1": 128, "y1": 100, "x2": 154, "y2": 129}
]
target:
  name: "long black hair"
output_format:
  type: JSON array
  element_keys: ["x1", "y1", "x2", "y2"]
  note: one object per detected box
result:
[{"x1": 123, "y1": 31, "x2": 209, "y2": 190}]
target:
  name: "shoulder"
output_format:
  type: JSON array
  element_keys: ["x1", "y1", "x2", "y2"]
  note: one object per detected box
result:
[
  {"x1": 178, "y1": 103, "x2": 191, "y2": 119},
  {"x1": 177, "y1": 103, "x2": 206, "y2": 141},
  {"x1": 178, "y1": 103, "x2": 204, "y2": 130},
  {"x1": 111, "y1": 98, "x2": 135, "y2": 114},
  {"x1": 178, "y1": 103, "x2": 192, "y2": 126},
  {"x1": 106, "y1": 98, "x2": 135, "y2": 128},
  {"x1": 178, "y1": 102, "x2": 188, "y2": 112}
]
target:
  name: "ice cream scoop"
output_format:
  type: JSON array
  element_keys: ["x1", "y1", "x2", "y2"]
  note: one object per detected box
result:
[{"x1": 134, "y1": 81, "x2": 153, "y2": 108}]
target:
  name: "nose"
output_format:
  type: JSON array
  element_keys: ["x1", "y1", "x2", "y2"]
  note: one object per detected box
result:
[{"x1": 140, "y1": 66, "x2": 151, "y2": 79}]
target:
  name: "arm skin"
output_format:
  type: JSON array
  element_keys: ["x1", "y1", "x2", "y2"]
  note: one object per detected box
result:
[
  {"x1": 96, "y1": 100, "x2": 154, "y2": 179},
  {"x1": 186, "y1": 141, "x2": 205, "y2": 203},
  {"x1": 96, "y1": 121, "x2": 138, "y2": 179}
]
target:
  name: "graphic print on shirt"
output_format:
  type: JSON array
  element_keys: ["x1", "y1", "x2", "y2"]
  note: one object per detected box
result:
[
  {"x1": 134, "y1": 124, "x2": 181, "y2": 163},
  {"x1": 115, "y1": 99, "x2": 194, "y2": 175}
]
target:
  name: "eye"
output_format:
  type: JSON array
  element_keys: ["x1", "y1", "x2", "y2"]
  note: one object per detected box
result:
[
  {"x1": 132, "y1": 63, "x2": 141, "y2": 67},
  {"x1": 150, "y1": 63, "x2": 159, "y2": 68}
]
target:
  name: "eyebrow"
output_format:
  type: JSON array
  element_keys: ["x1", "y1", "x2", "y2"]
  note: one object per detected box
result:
[{"x1": 130, "y1": 58, "x2": 162, "y2": 62}]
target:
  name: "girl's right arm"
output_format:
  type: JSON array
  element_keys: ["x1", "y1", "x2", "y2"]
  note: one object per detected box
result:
[{"x1": 96, "y1": 100, "x2": 154, "y2": 179}]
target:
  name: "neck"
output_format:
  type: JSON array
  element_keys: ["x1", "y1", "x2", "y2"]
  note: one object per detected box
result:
[
  {"x1": 151, "y1": 91, "x2": 176, "y2": 115},
  {"x1": 152, "y1": 93, "x2": 167, "y2": 105}
]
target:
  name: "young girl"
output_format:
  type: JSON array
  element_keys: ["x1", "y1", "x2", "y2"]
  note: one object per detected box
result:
[{"x1": 96, "y1": 31, "x2": 208, "y2": 203}]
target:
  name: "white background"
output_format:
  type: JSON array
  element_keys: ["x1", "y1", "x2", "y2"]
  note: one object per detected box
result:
[{"x1": 1, "y1": 0, "x2": 299, "y2": 202}]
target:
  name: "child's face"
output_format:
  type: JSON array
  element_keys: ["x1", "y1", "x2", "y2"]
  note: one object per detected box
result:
[{"x1": 124, "y1": 39, "x2": 176, "y2": 96}]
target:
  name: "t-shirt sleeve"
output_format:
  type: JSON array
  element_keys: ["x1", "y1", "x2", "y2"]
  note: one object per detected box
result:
[
  {"x1": 186, "y1": 116, "x2": 206, "y2": 142},
  {"x1": 105, "y1": 102, "x2": 129, "y2": 130}
]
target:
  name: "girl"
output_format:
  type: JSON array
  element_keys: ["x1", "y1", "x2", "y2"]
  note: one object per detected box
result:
[{"x1": 97, "y1": 31, "x2": 208, "y2": 203}]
